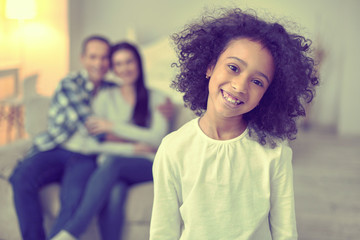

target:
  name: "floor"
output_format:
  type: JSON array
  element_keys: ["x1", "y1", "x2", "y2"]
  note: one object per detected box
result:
[{"x1": 291, "y1": 127, "x2": 360, "y2": 240}]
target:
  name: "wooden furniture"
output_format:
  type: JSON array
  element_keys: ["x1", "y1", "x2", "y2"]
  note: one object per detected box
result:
[
  {"x1": 0, "y1": 67, "x2": 38, "y2": 143},
  {"x1": 0, "y1": 67, "x2": 22, "y2": 143}
]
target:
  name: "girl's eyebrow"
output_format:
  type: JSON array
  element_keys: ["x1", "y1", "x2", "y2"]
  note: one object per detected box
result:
[
  {"x1": 228, "y1": 56, "x2": 270, "y2": 84},
  {"x1": 228, "y1": 56, "x2": 248, "y2": 67}
]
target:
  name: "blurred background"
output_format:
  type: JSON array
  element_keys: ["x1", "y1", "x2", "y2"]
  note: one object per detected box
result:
[{"x1": 0, "y1": 0, "x2": 359, "y2": 239}]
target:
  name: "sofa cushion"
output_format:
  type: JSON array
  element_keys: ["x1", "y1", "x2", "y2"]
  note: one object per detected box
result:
[
  {"x1": 24, "y1": 96, "x2": 50, "y2": 138},
  {"x1": 0, "y1": 139, "x2": 32, "y2": 180},
  {"x1": 125, "y1": 182, "x2": 154, "y2": 223}
]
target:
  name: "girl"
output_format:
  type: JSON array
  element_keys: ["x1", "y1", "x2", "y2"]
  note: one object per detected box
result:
[
  {"x1": 150, "y1": 8, "x2": 318, "y2": 240},
  {"x1": 51, "y1": 42, "x2": 171, "y2": 240}
]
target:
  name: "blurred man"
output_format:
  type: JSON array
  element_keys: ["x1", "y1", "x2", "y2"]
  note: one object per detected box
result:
[{"x1": 10, "y1": 35, "x2": 114, "y2": 240}]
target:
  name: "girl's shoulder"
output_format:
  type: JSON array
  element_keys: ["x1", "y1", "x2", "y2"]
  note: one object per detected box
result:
[
  {"x1": 160, "y1": 118, "x2": 198, "y2": 146},
  {"x1": 255, "y1": 139, "x2": 293, "y2": 164},
  {"x1": 156, "y1": 118, "x2": 199, "y2": 164},
  {"x1": 236, "y1": 133, "x2": 293, "y2": 164}
]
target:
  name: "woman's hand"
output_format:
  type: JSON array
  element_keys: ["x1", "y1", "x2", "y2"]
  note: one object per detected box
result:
[
  {"x1": 134, "y1": 143, "x2": 157, "y2": 155},
  {"x1": 85, "y1": 116, "x2": 113, "y2": 135}
]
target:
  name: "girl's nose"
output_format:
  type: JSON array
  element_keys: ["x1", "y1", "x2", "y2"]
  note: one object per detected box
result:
[{"x1": 231, "y1": 76, "x2": 248, "y2": 94}]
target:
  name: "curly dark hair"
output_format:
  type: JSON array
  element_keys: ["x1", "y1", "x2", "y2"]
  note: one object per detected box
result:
[{"x1": 171, "y1": 8, "x2": 319, "y2": 146}]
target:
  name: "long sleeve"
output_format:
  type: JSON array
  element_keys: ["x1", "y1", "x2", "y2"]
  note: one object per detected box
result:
[
  {"x1": 269, "y1": 145, "x2": 298, "y2": 240},
  {"x1": 112, "y1": 107, "x2": 168, "y2": 147},
  {"x1": 59, "y1": 77, "x2": 94, "y2": 124},
  {"x1": 150, "y1": 141, "x2": 182, "y2": 240},
  {"x1": 74, "y1": 88, "x2": 170, "y2": 156},
  {"x1": 94, "y1": 88, "x2": 170, "y2": 147},
  {"x1": 34, "y1": 72, "x2": 95, "y2": 151}
]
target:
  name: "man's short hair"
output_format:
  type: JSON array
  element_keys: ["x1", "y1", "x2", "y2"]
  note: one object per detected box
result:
[{"x1": 81, "y1": 35, "x2": 111, "y2": 55}]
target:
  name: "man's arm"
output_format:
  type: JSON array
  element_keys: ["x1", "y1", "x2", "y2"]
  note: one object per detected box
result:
[{"x1": 59, "y1": 76, "x2": 94, "y2": 124}]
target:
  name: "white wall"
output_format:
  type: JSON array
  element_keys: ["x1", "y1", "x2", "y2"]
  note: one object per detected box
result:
[
  {"x1": 68, "y1": 0, "x2": 360, "y2": 136},
  {"x1": 338, "y1": 2, "x2": 360, "y2": 135}
]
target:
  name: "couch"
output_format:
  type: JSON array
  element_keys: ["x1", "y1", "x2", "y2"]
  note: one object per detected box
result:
[{"x1": 0, "y1": 94, "x2": 195, "y2": 240}]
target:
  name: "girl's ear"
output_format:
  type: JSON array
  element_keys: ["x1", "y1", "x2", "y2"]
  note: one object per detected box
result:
[{"x1": 206, "y1": 65, "x2": 214, "y2": 78}]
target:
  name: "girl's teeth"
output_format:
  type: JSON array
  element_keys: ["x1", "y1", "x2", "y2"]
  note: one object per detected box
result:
[{"x1": 223, "y1": 91, "x2": 242, "y2": 105}]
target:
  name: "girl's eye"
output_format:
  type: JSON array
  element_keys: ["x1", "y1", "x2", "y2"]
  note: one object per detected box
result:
[
  {"x1": 252, "y1": 79, "x2": 264, "y2": 87},
  {"x1": 228, "y1": 65, "x2": 239, "y2": 72}
]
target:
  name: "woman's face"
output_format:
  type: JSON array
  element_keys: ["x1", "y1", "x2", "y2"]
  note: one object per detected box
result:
[{"x1": 112, "y1": 49, "x2": 140, "y2": 85}]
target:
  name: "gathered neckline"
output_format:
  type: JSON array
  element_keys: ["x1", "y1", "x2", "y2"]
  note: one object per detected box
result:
[{"x1": 194, "y1": 117, "x2": 248, "y2": 144}]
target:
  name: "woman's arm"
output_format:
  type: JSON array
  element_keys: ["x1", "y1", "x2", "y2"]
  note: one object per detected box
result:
[
  {"x1": 111, "y1": 106, "x2": 168, "y2": 147},
  {"x1": 92, "y1": 89, "x2": 171, "y2": 147},
  {"x1": 269, "y1": 145, "x2": 298, "y2": 240}
]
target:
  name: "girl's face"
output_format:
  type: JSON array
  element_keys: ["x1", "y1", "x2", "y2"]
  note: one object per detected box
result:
[
  {"x1": 112, "y1": 49, "x2": 140, "y2": 86},
  {"x1": 206, "y1": 38, "x2": 274, "y2": 119}
]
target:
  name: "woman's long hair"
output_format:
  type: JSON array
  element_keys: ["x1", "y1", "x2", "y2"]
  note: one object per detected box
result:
[{"x1": 111, "y1": 42, "x2": 151, "y2": 127}]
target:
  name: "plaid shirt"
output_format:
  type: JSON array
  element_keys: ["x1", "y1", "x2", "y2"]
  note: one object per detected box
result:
[{"x1": 32, "y1": 71, "x2": 116, "y2": 152}]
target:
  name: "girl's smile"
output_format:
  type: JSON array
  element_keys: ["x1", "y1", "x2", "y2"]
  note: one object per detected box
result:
[{"x1": 221, "y1": 89, "x2": 245, "y2": 107}]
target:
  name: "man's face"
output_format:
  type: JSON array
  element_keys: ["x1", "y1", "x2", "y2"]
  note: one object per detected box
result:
[{"x1": 81, "y1": 39, "x2": 110, "y2": 85}]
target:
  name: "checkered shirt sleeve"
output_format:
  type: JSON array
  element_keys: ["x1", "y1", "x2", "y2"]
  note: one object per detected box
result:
[{"x1": 33, "y1": 72, "x2": 94, "y2": 151}]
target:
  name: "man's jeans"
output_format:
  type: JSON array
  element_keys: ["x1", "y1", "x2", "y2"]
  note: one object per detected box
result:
[{"x1": 9, "y1": 147, "x2": 97, "y2": 240}]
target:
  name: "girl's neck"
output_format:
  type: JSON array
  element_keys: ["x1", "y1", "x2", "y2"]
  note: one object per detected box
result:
[
  {"x1": 199, "y1": 112, "x2": 247, "y2": 140},
  {"x1": 120, "y1": 84, "x2": 136, "y2": 105}
]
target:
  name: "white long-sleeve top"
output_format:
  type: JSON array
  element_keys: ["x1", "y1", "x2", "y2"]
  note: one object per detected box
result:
[
  {"x1": 150, "y1": 118, "x2": 298, "y2": 240},
  {"x1": 62, "y1": 87, "x2": 169, "y2": 159}
]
